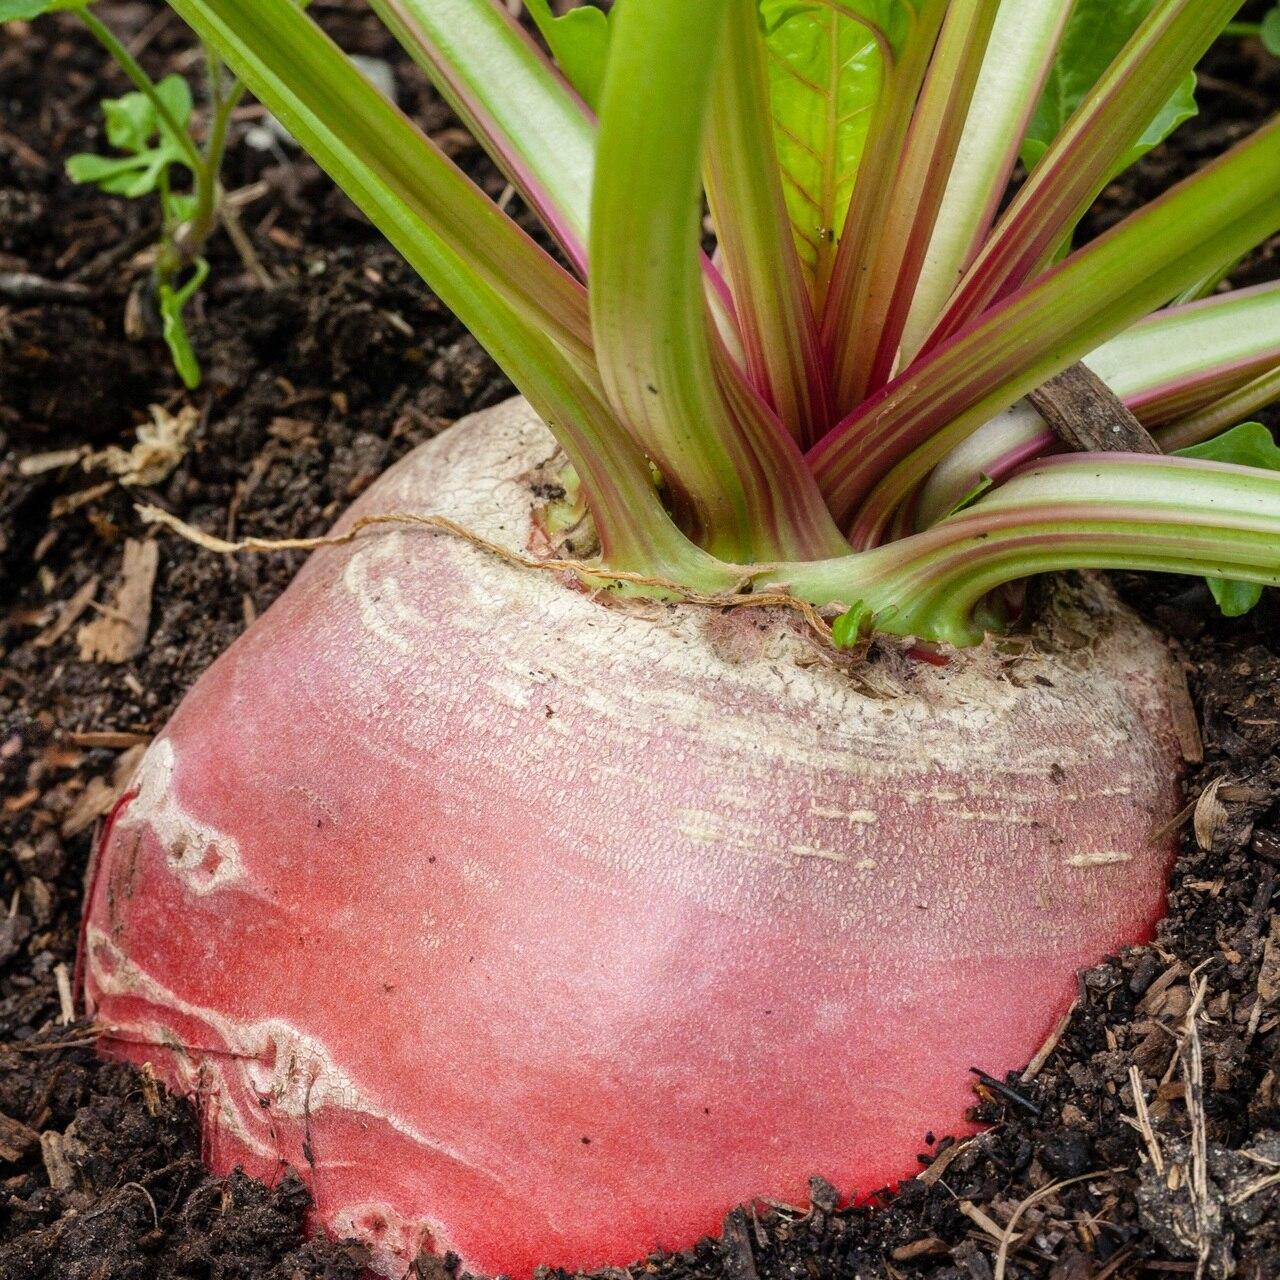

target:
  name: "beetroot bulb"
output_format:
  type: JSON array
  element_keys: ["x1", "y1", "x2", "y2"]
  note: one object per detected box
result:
[{"x1": 83, "y1": 398, "x2": 1185, "y2": 1279}]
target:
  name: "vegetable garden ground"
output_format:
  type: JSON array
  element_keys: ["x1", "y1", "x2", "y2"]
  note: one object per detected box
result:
[{"x1": 2, "y1": 3, "x2": 1280, "y2": 1277}]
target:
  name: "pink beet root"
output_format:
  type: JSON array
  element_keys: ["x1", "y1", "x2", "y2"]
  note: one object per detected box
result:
[{"x1": 83, "y1": 399, "x2": 1185, "y2": 1278}]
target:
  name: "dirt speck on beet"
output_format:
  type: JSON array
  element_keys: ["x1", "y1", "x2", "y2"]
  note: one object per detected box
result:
[{"x1": 2, "y1": 2, "x2": 1279, "y2": 1278}]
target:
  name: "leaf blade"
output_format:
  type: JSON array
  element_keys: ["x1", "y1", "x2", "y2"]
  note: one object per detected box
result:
[
  {"x1": 1175, "y1": 420, "x2": 1280, "y2": 614},
  {"x1": 759, "y1": 0, "x2": 885, "y2": 300}
]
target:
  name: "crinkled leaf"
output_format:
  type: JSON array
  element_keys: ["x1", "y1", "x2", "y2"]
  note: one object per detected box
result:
[
  {"x1": 1021, "y1": 0, "x2": 1198, "y2": 175},
  {"x1": 1175, "y1": 420, "x2": 1280, "y2": 616},
  {"x1": 758, "y1": 0, "x2": 898, "y2": 294},
  {"x1": 523, "y1": 0, "x2": 612, "y2": 109},
  {"x1": 103, "y1": 76, "x2": 193, "y2": 151},
  {"x1": 0, "y1": 0, "x2": 90, "y2": 19},
  {"x1": 65, "y1": 149, "x2": 169, "y2": 196},
  {"x1": 67, "y1": 77, "x2": 193, "y2": 199}
]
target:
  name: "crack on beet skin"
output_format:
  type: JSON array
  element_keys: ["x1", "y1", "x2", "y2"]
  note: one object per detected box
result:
[
  {"x1": 115, "y1": 740, "x2": 247, "y2": 897},
  {"x1": 85, "y1": 927, "x2": 509, "y2": 1274}
]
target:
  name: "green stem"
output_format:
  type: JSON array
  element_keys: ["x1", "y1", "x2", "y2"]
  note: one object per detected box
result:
[
  {"x1": 1157, "y1": 364, "x2": 1280, "y2": 451},
  {"x1": 704, "y1": 0, "x2": 828, "y2": 445},
  {"x1": 154, "y1": 50, "x2": 239, "y2": 286},
  {"x1": 590, "y1": 0, "x2": 846, "y2": 564},
  {"x1": 773, "y1": 455, "x2": 1280, "y2": 646},
  {"x1": 1225, "y1": 21, "x2": 1262, "y2": 36}
]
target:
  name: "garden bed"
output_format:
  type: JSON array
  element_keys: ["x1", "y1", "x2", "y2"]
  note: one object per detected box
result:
[{"x1": 1, "y1": 4, "x2": 1279, "y2": 1278}]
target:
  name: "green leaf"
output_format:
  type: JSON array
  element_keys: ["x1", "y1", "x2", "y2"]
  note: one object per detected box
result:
[
  {"x1": 1264, "y1": 8, "x2": 1280, "y2": 56},
  {"x1": 102, "y1": 76, "x2": 192, "y2": 151},
  {"x1": 1177, "y1": 420, "x2": 1280, "y2": 471},
  {"x1": 831, "y1": 600, "x2": 873, "y2": 648},
  {"x1": 164, "y1": 192, "x2": 199, "y2": 225},
  {"x1": 1021, "y1": 0, "x2": 1197, "y2": 176},
  {"x1": 758, "y1": 0, "x2": 887, "y2": 295},
  {"x1": 523, "y1": 0, "x2": 612, "y2": 110},
  {"x1": 66, "y1": 141, "x2": 180, "y2": 197},
  {"x1": 945, "y1": 472, "x2": 993, "y2": 519},
  {"x1": 0, "y1": 0, "x2": 90, "y2": 19},
  {"x1": 158, "y1": 257, "x2": 209, "y2": 390},
  {"x1": 65, "y1": 77, "x2": 193, "y2": 199},
  {"x1": 1175, "y1": 421, "x2": 1280, "y2": 615}
]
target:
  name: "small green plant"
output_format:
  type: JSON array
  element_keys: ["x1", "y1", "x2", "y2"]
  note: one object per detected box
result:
[{"x1": 1, "y1": 0, "x2": 249, "y2": 387}]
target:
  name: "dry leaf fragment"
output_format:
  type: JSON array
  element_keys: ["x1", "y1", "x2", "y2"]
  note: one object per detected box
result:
[
  {"x1": 1193, "y1": 777, "x2": 1228, "y2": 852},
  {"x1": 59, "y1": 776, "x2": 118, "y2": 838},
  {"x1": 76, "y1": 538, "x2": 158, "y2": 663},
  {"x1": 85, "y1": 403, "x2": 198, "y2": 487},
  {"x1": 58, "y1": 742, "x2": 148, "y2": 837}
]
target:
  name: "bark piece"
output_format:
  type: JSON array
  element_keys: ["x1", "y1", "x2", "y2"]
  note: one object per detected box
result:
[
  {"x1": 1028, "y1": 364, "x2": 1162, "y2": 455},
  {"x1": 77, "y1": 539, "x2": 159, "y2": 663},
  {"x1": 0, "y1": 1111, "x2": 40, "y2": 1163}
]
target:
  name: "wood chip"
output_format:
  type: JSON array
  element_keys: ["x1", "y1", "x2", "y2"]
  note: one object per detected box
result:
[
  {"x1": 33, "y1": 575, "x2": 99, "y2": 649},
  {"x1": 54, "y1": 962, "x2": 74, "y2": 1025},
  {"x1": 112, "y1": 742, "x2": 148, "y2": 792},
  {"x1": 1166, "y1": 662, "x2": 1204, "y2": 765},
  {"x1": 0, "y1": 1111, "x2": 40, "y2": 1163},
  {"x1": 1027, "y1": 364, "x2": 1162, "y2": 455},
  {"x1": 17, "y1": 448, "x2": 86, "y2": 477},
  {"x1": 59, "y1": 778, "x2": 116, "y2": 838},
  {"x1": 40, "y1": 1130, "x2": 78, "y2": 1190},
  {"x1": 919, "y1": 1135, "x2": 981, "y2": 1187},
  {"x1": 60, "y1": 741, "x2": 148, "y2": 837},
  {"x1": 1137, "y1": 962, "x2": 1188, "y2": 1016},
  {"x1": 891, "y1": 1237, "x2": 951, "y2": 1262},
  {"x1": 66, "y1": 730, "x2": 151, "y2": 749},
  {"x1": 50, "y1": 481, "x2": 115, "y2": 518},
  {"x1": 76, "y1": 538, "x2": 158, "y2": 663},
  {"x1": 3, "y1": 787, "x2": 38, "y2": 814},
  {"x1": 1259, "y1": 916, "x2": 1280, "y2": 1008},
  {"x1": 957, "y1": 1199, "x2": 1007, "y2": 1242},
  {"x1": 721, "y1": 1208, "x2": 760, "y2": 1280},
  {"x1": 1021, "y1": 999, "x2": 1078, "y2": 1084}
]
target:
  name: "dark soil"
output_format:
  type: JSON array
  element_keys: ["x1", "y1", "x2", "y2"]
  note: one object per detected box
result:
[{"x1": 1, "y1": 4, "x2": 1278, "y2": 1279}]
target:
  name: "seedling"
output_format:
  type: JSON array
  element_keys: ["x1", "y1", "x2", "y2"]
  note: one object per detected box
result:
[{"x1": 1, "y1": 0, "x2": 251, "y2": 386}]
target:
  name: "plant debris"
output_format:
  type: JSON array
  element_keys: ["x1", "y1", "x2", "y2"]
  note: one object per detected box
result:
[
  {"x1": 75, "y1": 538, "x2": 158, "y2": 663},
  {"x1": 84, "y1": 403, "x2": 198, "y2": 487}
]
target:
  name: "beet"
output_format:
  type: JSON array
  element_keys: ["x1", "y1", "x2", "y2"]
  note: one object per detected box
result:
[{"x1": 83, "y1": 398, "x2": 1184, "y2": 1278}]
